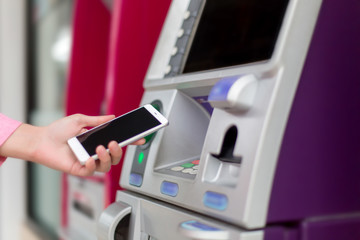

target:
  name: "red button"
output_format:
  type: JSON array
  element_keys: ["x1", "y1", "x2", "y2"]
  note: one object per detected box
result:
[{"x1": 192, "y1": 159, "x2": 200, "y2": 165}]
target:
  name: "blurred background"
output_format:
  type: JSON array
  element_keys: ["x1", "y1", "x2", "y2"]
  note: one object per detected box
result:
[
  {"x1": 1, "y1": 0, "x2": 360, "y2": 240},
  {"x1": 0, "y1": 0, "x2": 169, "y2": 239},
  {"x1": 1, "y1": 0, "x2": 72, "y2": 239}
]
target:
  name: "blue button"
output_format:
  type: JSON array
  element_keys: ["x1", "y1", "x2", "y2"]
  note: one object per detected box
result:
[
  {"x1": 203, "y1": 191, "x2": 228, "y2": 211},
  {"x1": 208, "y1": 76, "x2": 239, "y2": 102},
  {"x1": 129, "y1": 173, "x2": 143, "y2": 187},
  {"x1": 181, "y1": 220, "x2": 220, "y2": 231},
  {"x1": 160, "y1": 181, "x2": 179, "y2": 197}
]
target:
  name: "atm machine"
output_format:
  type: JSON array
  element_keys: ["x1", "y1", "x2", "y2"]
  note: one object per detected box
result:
[{"x1": 98, "y1": 0, "x2": 360, "y2": 239}]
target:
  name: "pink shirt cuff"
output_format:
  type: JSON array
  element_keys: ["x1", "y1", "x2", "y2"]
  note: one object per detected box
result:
[{"x1": 0, "y1": 114, "x2": 22, "y2": 165}]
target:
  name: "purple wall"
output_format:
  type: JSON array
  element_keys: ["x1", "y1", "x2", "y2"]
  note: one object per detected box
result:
[{"x1": 266, "y1": 0, "x2": 360, "y2": 238}]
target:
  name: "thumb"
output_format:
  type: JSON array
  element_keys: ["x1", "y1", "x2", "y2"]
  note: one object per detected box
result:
[{"x1": 71, "y1": 114, "x2": 115, "y2": 128}]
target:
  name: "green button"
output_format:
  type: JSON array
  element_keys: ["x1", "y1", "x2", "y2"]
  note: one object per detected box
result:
[
  {"x1": 138, "y1": 152, "x2": 145, "y2": 164},
  {"x1": 144, "y1": 102, "x2": 162, "y2": 144},
  {"x1": 144, "y1": 133, "x2": 155, "y2": 143},
  {"x1": 151, "y1": 103, "x2": 161, "y2": 111},
  {"x1": 181, "y1": 163, "x2": 195, "y2": 168}
]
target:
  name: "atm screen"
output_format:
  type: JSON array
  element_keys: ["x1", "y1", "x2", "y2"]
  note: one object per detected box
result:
[{"x1": 182, "y1": 0, "x2": 289, "y2": 73}]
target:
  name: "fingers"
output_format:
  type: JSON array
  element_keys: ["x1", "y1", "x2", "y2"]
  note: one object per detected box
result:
[
  {"x1": 84, "y1": 158, "x2": 96, "y2": 174},
  {"x1": 94, "y1": 142, "x2": 123, "y2": 172},
  {"x1": 91, "y1": 140, "x2": 139, "y2": 173},
  {"x1": 80, "y1": 128, "x2": 88, "y2": 134},
  {"x1": 131, "y1": 138, "x2": 146, "y2": 145},
  {"x1": 71, "y1": 114, "x2": 115, "y2": 128},
  {"x1": 95, "y1": 145, "x2": 112, "y2": 172},
  {"x1": 73, "y1": 141, "x2": 123, "y2": 176},
  {"x1": 108, "y1": 141, "x2": 123, "y2": 165},
  {"x1": 70, "y1": 158, "x2": 96, "y2": 177}
]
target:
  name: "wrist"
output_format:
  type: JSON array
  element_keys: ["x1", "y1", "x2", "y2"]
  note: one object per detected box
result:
[
  {"x1": 0, "y1": 123, "x2": 42, "y2": 162},
  {"x1": 24, "y1": 124, "x2": 45, "y2": 163}
]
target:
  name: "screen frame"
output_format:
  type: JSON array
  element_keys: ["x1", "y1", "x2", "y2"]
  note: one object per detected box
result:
[{"x1": 181, "y1": 0, "x2": 290, "y2": 74}]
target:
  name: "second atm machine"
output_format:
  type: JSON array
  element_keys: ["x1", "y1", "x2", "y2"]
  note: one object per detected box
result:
[{"x1": 98, "y1": 0, "x2": 360, "y2": 239}]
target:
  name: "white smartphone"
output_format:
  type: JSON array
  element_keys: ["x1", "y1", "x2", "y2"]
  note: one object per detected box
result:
[{"x1": 67, "y1": 104, "x2": 169, "y2": 164}]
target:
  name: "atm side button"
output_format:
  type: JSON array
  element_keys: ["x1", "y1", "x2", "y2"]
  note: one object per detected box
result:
[
  {"x1": 161, "y1": 181, "x2": 179, "y2": 197},
  {"x1": 203, "y1": 191, "x2": 228, "y2": 211},
  {"x1": 179, "y1": 220, "x2": 230, "y2": 240},
  {"x1": 129, "y1": 173, "x2": 143, "y2": 187}
]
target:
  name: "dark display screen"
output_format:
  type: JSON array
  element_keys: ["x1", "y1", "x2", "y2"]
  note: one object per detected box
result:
[
  {"x1": 183, "y1": 0, "x2": 289, "y2": 73},
  {"x1": 77, "y1": 107, "x2": 161, "y2": 156}
]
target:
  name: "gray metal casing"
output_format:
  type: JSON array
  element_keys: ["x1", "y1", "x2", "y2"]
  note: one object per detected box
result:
[
  {"x1": 118, "y1": 0, "x2": 322, "y2": 230},
  {"x1": 98, "y1": 191, "x2": 264, "y2": 240}
]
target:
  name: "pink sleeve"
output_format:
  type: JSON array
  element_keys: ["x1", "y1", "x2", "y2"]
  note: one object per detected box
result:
[{"x1": 0, "y1": 113, "x2": 22, "y2": 166}]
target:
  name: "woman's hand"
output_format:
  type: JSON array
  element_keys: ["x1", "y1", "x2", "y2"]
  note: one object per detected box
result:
[{"x1": 0, "y1": 114, "x2": 145, "y2": 176}]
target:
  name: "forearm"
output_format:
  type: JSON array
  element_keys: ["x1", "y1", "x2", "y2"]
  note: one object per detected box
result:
[
  {"x1": 0, "y1": 123, "x2": 42, "y2": 162},
  {"x1": 0, "y1": 114, "x2": 131, "y2": 176}
]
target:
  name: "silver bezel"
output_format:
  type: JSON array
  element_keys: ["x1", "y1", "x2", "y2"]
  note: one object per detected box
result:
[{"x1": 121, "y1": 0, "x2": 323, "y2": 229}]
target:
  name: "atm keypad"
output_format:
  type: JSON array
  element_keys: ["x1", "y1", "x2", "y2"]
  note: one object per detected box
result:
[
  {"x1": 157, "y1": 160, "x2": 200, "y2": 179},
  {"x1": 171, "y1": 160, "x2": 199, "y2": 175}
]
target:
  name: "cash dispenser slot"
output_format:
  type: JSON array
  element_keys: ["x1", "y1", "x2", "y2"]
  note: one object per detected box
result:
[
  {"x1": 212, "y1": 126, "x2": 242, "y2": 164},
  {"x1": 114, "y1": 214, "x2": 130, "y2": 240},
  {"x1": 97, "y1": 202, "x2": 132, "y2": 240},
  {"x1": 204, "y1": 124, "x2": 242, "y2": 188},
  {"x1": 153, "y1": 91, "x2": 211, "y2": 180}
]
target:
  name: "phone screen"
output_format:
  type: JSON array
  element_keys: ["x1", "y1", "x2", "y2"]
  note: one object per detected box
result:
[{"x1": 76, "y1": 107, "x2": 161, "y2": 156}]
